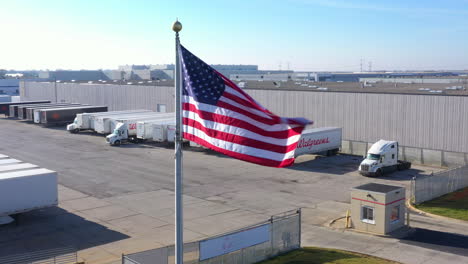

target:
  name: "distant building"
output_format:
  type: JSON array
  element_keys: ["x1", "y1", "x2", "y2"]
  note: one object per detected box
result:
[
  {"x1": 38, "y1": 70, "x2": 108, "y2": 81},
  {"x1": 0, "y1": 79, "x2": 20, "y2": 95}
]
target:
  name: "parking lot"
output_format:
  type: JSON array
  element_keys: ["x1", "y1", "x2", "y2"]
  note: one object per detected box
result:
[{"x1": 0, "y1": 118, "x2": 445, "y2": 263}]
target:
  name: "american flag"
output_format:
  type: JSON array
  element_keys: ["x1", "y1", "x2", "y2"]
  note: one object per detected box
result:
[{"x1": 179, "y1": 45, "x2": 313, "y2": 167}]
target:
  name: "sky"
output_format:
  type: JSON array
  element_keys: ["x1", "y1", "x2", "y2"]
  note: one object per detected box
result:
[{"x1": 1, "y1": 0, "x2": 468, "y2": 71}]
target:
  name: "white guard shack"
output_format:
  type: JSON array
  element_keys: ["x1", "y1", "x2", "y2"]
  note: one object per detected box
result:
[{"x1": 351, "y1": 183, "x2": 406, "y2": 235}]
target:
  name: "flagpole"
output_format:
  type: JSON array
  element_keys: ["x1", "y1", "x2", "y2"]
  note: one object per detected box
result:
[{"x1": 173, "y1": 20, "x2": 184, "y2": 264}]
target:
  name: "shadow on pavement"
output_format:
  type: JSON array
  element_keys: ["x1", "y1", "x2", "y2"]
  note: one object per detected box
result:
[
  {"x1": 288, "y1": 154, "x2": 362, "y2": 175},
  {"x1": 0, "y1": 207, "x2": 129, "y2": 258},
  {"x1": 400, "y1": 228, "x2": 468, "y2": 256}
]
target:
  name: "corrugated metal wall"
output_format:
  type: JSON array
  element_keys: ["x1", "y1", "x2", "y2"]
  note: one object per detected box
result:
[{"x1": 21, "y1": 82, "x2": 468, "y2": 153}]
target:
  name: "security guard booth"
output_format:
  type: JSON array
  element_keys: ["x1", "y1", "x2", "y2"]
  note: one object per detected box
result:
[{"x1": 351, "y1": 183, "x2": 406, "y2": 235}]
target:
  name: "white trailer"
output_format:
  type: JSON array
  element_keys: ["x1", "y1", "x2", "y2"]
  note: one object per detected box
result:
[
  {"x1": 106, "y1": 114, "x2": 175, "y2": 145},
  {"x1": 0, "y1": 168, "x2": 58, "y2": 217},
  {"x1": 94, "y1": 112, "x2": 164, "y2": 134},
  {"x1": 0, "y1": 163, "x2": 39, "y2": 173},
  {"x1": 67, "y1": 109, "x2": 152, "y2": 133},
  {"x1": 294, "y1": 127, "x2": 342, "y2": 157},
  {"x1": 152, "y1": 123, "x2": 177, "y2": 142},
  {"x1": 0, "y1": 158, "x2": 22, "y2": 165},
  {"x1": 108, "y1": 113, "x2": 174, "y2": 133},
  {"x1": 137, "y1": 119, "x2": 175, "y2": 140}
]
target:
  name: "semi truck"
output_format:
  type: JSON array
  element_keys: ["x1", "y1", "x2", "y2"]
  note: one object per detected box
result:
[
  {"x1": 358, "y1": 140, "x2": 411, "y2": 177},
  {"x1": 0, "y1": 100, "x2": 50, "y2": 116},
  {"x1": 106, "y1": 114, "x2": 174, "y2": 145},
  {"x1": 294, "y1": 127, "x2": 342, "y2": 157},
  {"x1": 66, "y1": 110, "x2": 152, "y2": 133},
  {"x1": 39, "y1": 106, "x2": 108, "y2": 126},
  {"x1": 94, "y1": 112, "x2": 167, "y2": 134}
]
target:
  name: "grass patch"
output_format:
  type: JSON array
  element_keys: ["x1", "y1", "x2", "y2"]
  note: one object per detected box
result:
[
  {"x1": 257, "y1": 247, "x2": 397, "y2": 264},
  {"x1": 415, "y1": 187, "x2": 468, "y2": 221}
]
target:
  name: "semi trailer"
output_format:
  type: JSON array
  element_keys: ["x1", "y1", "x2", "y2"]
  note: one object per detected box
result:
[
  {"x1": 19, "y1": 103, "x2": 83, "y2": 120},
  {"x1": 152, "y1": 123, "x2": 177, "y2": 142},
  {"x1": 294, "y1": 127, "x2": 342, "y2": 157},
  {"x1": 358, "y1": 140, "x2": 411, "y2": 177},
  {"x1": 106, "y1": 114, "x2": 174, "y2": 145},
  {"x1": 10, "y1": 103, "x2": 71, "y2": 118},
  {"x1": 39, "y1": 106, "x2": 108, "y2": 126},
  {"x1": 0, "y1": 168, "x2": 58, "y2": 224},
  {"x1": 138, "y1": 120, "x2": 176, "y2": 141},
  {"x1": 94, "y1": 112, "x2": 167, "y2": 134},
  {"x1": 0, "y1": 100, "x2": 50, "y2": 116},
  {"x1": 67, "y1": 110, "x2": 152, "y2": 133}
]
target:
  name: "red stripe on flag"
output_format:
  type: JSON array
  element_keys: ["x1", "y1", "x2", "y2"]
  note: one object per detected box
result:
[
  {"x1": 184, "y1": 133, "x2": 296, "y2": 167},
  {"x1": 183, "y1": 103, "x2": 303, "y2": 138},
  {"x1": 183, "y1": 117, "x2": 299, "y2": 153},
  {"x1": 216, "y1": 101, "x2": 281, "y2": 125}
]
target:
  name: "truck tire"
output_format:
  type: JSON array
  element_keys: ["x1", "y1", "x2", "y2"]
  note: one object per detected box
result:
[
  {"x1": 375, "y1": 169, "x2": 383, "y2": 177},
  {"x1": 397, "y1": 163, "x2": 404, "y2": 171},
  {"x1": 71, "y1": 129, "x2": 79, "y2": 134},
  {"x1": 114, "y1": 140, "x2": 121, "y2": 146}
]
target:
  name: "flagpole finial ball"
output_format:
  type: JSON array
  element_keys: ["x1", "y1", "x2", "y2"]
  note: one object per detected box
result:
[{"x1": 172, "y1": 21, "x2": 182, "y2": 32}]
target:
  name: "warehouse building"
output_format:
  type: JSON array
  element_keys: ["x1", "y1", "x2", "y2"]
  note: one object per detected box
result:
[
  {"x1": 0, "y1": 79, "x2": 20, "y2": 95},
  {"x1": 20, "y1": 80, "x2": 468, "y2": 167}
]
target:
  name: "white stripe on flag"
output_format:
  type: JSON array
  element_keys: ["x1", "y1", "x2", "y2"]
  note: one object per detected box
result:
[{"x1": 183, "y1": 125, "x2": 296, "y2": 161}]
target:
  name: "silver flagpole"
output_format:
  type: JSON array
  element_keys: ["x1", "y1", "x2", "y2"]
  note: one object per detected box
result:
[{"x1": 172, "y1": 20, "x2": 184, "y2": 264}]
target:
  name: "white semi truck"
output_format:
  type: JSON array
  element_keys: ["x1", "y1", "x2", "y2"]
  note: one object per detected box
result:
[
  {"x1": 66, "y1": 109, "x2": 152, "y2": 133},
  {"x1": 358, "y1": 140, "x2": 411, "y2": 177},
  {"x1": 106, "y1": 113, "x2": 174, "y2": 145}
]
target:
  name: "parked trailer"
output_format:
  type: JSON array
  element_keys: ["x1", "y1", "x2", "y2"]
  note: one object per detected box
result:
[
  {"x1": 3, "y1": 100, "x2": 51, "y2": 117},
  {"x1": 137, "y1": 119, "x2": 176, "y2": 140},
  {"x1": 106, "y1": 114, "x2": 175, "y2": 145},
  {"x1": 0, "y1": 163, "x2": 39, "y2": 173},
  {"x1": 19, "y1": 103, "x2": 83, "y2": 120},
  {"x1": 67, "y1": 109, "x2": 152, "y2": 133},
  {"x1": 39, "y1": 106, "x2": 108, "y2": 126},
  {"x1": 109, "y1": 113, "x2": 174, "y2": 133},
  {"x1": 152, "y1": 122, "x2": 177, "y2": 142},
  {"x1": 10, "y1": 103, "x2": 74, "y2": 118},
  {"x1": 294, "y1": 127, "x2": 342, "y2": 157},
  {"x1": 24, "y1": 103, "x2": 84, "y2": 121},
  {"x1": 0, "y1": 168, "x2": 58, "y2": 217},
  {"x1": 94, "y1": 112, "x2": 166, "y2": 134},
  {"x1": 0, "y1": 158, "x2": 22, "y2": 165}
]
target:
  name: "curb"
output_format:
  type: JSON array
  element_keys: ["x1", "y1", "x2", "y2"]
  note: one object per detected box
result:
[{"x1": 406, "y1": 199, "x2": 468, "y2": 225}]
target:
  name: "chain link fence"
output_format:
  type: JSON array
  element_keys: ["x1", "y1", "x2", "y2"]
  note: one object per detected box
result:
[
  {"x1": 412, "y1": 164, "x2": 468, "y2": 204},
  {"x1": 0, "y1": 247, "x2": 77, "y2": 264},
  {"x1": 122, "y1": 209, "x2": 301, "y2": 264}
]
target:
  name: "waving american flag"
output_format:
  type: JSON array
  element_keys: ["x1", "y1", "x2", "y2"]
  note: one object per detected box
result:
[{"x1": 179, "y1": 45, "x2": 313, "y2": 167}]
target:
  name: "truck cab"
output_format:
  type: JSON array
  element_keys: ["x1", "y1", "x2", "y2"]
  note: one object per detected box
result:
[
  {"x1": 359, "y1": 140, "x2": 410, "y2": 177},
  {"x1": 66, "y1": 117, "x2": 79, "y2": 133},
  {"x1": 106, "y1": 123, "x2": 128, "y2": 145}
]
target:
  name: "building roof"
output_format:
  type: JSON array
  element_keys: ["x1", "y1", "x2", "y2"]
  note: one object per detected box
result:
[
  {"x1": 353, "y1": 183, "x2": 403, "y2": 193},
  {"x1": 30, "y1": 79, "x2": 468, "y2": 96}
]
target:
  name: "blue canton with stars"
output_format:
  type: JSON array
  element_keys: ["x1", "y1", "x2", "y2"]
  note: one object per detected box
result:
[{"x1": 180, "y1": 45, "x2": 226, "y2": 105}]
